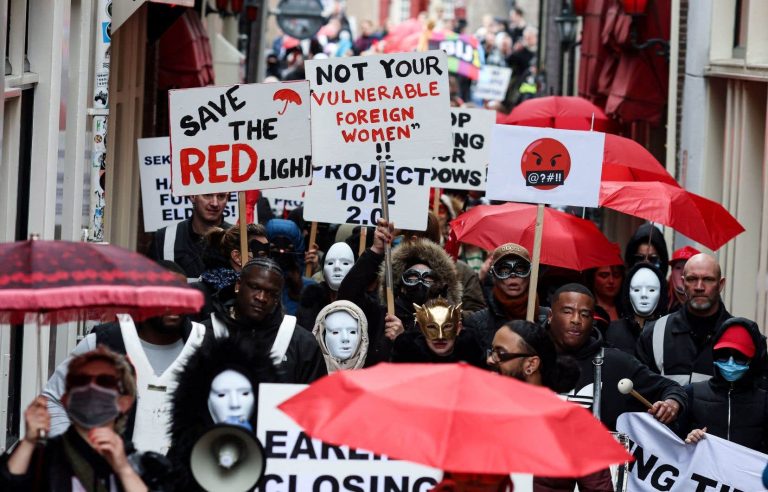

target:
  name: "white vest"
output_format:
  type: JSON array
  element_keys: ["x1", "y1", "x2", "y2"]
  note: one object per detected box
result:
[{"x1": 117, "y1": 314, "x2": 206, "y2": 454}]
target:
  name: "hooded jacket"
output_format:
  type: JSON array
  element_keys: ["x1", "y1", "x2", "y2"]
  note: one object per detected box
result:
[
  {"x1": 606, "y1": 262, "x2": 667, "y2": 355},
  {"x1": 624, "y1": 223, "x2": 669, "y2": 278},
  {"x1": 555, "y1": 327, "x2": 687, "y2": 431},
  {"x1": 148, "y1": 218, "x2": 233, "y2": 279},
  {"x1": 337, "y1": 240, "x2": 461, "y2": 364},
  {"x1": 266, "y1": 219, "x2": 315, "y2": 316},
  {"x1": 313, "y1": 300, "x2": 369, "y2": 373},
  {"x1": 677, "y1": 317, "x2": 768, "y2": 452}
]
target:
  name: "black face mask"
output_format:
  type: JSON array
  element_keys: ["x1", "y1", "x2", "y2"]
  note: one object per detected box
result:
[{"x1": 402, "y1": 283, "x2": 431, "y2": 305}]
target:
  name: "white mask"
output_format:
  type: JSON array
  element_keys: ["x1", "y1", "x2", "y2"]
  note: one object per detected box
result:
[
  {"x1": 324, "y1": 311, "x2": 361, "y2": 361},
  {"x1": 323, "y1": 242, "x2": 355, "y2": 291},
  {"x1": 629, "y1": 268, "x2": 661, "y2": 317},
  {"x1": 207, "y1": 370, "x2": 255, "y2": 426}
]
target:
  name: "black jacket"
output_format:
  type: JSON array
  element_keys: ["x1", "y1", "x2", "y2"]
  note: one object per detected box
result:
[
  {"x1": 297, "y1": 281, "x2": 335, "y2": 332},
  {"x1": 202, "y1": 300, "x2": 327, "y2": 384},
  {"x1": 636, "y1": 303, "x2": 732, "y2": 384},
  {"x1": 556, "y1": 328, "x2": 687, "y2": 431},
  {"x1": 391, "y1": 330, "x2": 486, "y2": 367},
  {"x1": 677, "y1": 317, "x2": 768, "y2": 452},
  {"x1": 147, "y1": 218, "x2": 232, "y2": 279},
  {"x1": 605, "y1": 318, "x2": 642, "y2": 355},
  {"x1": 463, "y1": 295, "x2": 550, "y2": 352}
]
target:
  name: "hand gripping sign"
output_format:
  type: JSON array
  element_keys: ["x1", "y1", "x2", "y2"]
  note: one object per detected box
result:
[
  {"x1": 305, "y1": 51, "x2": 453, "y2": 166},
  {"x1": 168, "y1": 81, "x2": 312, "y2": 196}
]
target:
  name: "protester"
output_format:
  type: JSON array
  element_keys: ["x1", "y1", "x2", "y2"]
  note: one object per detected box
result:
[
  {"x1": 43, "y1": 261, "x2": 207, "y2": 454},
  {"x1": 148, "y1": 193, "x2": 232, "y2": 279},
  {"x1": 508, "y1": 6, "x2": 528, "y2": 44},
  {"x1": 667, "y1": 245, "x2": 701, "y2": 312},
  {"x1": 679, "y1": 318, "x2": 768, "y2": 453},
  {"x1": 167, "y1": 336, "x2": 274, "y2": 491},
  {"x1": 206, "y1": 257, "x2": 327, "y2": 383},
  {"x1": 488, "y1": 321, "x2": 612, "y2": 492},
  {"x1": 584, "y1": 264, "x2": 624, "y2": 323},
  {"x1": 605, "y1": 262, "x2": 667, "y2": 355},
  {"x1": 297, "y1": 241, "x2": 355, "y2": 330},
  {"x1": 313, "y1": 300, "x2": 369, "y2": 373},
  {"x1": 266, "y1": 218, "x2": 316, "y2": 316},
  {"x1": 338, "y1": 219, "x2": 461, "y2": 365},
  {"x1": 1, "y1": 347, "x2": 149, "y2": 491},
  {"x1": 464, "y1": 243, "x2": 549, "y2": 351},
  {"x1": 624, "y1": 223, "x2": 669, "y2": 279},
  {"x1": 636, "y1": 253, "x2": 732, "y2": 385},
  {"x1": 392, "y1": 298, "x2": 484, "y2": 366},
  {"x1": 548, "y1": 283, "x2": 686, "y2": 431}
]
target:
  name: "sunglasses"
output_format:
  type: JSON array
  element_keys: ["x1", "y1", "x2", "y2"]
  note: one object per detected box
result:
[
  {"x1": 632, "y1": 254, "x2": 661, "y2": 267},
  {"x1": 402, "y1": 269, "x2": 436, "y2": 287},
  {"x1": 486, "y1": 348, "x2": 535, "y2": 363},
  {"x1": 491, "y1": 259, "x2": 532, "y2": 279},
  {"x1": 714, "y1": 349, "x2": 750, "y2": 366},
  {"x1": 248, "y1": 240, "x2": 270, "y2": 257},
  {"x1": 69, "y1": 374, "x2": 122, "y2": 391}
]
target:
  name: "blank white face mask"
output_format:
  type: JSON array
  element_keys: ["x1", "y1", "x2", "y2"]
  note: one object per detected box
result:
[
  {"x1": 629, "y1": 268, "x2": 661, "y2": 316},
  {"x1": 324, "y1": 311, "x2": 361, "y2": 361},
  {"x1": 207, "y1": 370, "x2": 255, "y2": 427},
  {"x1": 323, "y1": 242, "x2": 355, "y2": 291}
]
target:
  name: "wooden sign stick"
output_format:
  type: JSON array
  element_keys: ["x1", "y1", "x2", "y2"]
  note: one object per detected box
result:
[
  {"x1": 378, "y1": 160, "x2": 395, "y2": 316},
  {"x1": 432, "y1": 187, "x2": 441, "y2": 215},
  {"x1": 359, "y1": 227, "x2": 368, "y2": 257},
  {"x1": 238, "y1": 191, "x2": 248, "y2": 268},
  {"x1": 526, "y1": 204, "x2": 545, "y2": 322},
  {"x1": 305, "y1": 221, "x2": 318, "y2": 278}
]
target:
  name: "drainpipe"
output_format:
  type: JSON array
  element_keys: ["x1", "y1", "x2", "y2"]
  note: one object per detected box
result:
[{"x1": 663, "y1": 0, "x2": 680, "y2": 250}]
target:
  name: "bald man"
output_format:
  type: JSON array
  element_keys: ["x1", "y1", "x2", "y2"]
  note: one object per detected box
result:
[{"x1": 636, "y1": 253, "x2": 732, "y2": 385}]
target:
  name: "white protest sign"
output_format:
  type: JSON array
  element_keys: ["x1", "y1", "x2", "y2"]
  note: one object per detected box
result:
[
  {"x1": 137, "y1": 137, "x2": 238, "y2": 232},
  {"x1": 474, "y1": 65, "x2": 513, "y2": 102},
  {"x1": 486, "y1": 125, "x2": 605, "y2": 207},
  {"x1": 169, "y1": 81, "x2": 312, "y2": 196},
  {"x1": 302, "y1": 163, "x2": 431, "y2": 230},
  {"x1": 256, "y1": 384, "x2": 534, "y2": 492},
  {"x1": 430, "y1": 108, "x2": 494, "y2": 191},
  {"x1": 262, "y1": 187, "x2": 305, "y2": 218},
  {"x1": 616, "y1": 412, "x2": 766, "y2": 491},
  {"x1": 306, "y1": 51, "x2": 452, "y2": 166}
]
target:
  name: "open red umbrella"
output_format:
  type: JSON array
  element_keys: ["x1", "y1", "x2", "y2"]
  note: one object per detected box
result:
[
  {"x1": 0, "y1": 239, "x2": 204, "y2": 324},
  {"x1": 450, "y1": 203, "x2": 622, "y2": 271},
  {"x1": 499, "y1": 96, "x2": 612, "y2": 132},
  {"x1": 601, "y1": 134, "x2": 678, "y2": 185},
  {"x1": 279, "y1": 363, "x2": 632, "y2": 476},
  {"x1": 599, "y1": 181, "x2": 745, "y2": 251},
  {"x1": 383, "y1": 18, "x2": 424, "y2": 53}
]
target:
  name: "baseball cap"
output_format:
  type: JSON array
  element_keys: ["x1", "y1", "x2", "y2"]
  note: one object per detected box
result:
[
  {"x1": 714, "y1": 325, "x2": 755, "y2": 358},
  {"x1": 669, "y1": 245, "x2": 700, "y2": 265},
  {"x1": 491, "y1": 243, "x2": 531, "y2": 265}
]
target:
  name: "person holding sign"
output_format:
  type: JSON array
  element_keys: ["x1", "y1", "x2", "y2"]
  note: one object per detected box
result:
[
  {"x1": 148, "y1": 193, "x2": 232, "y2": 280},
  {"x1": 464, "y1": 243, "x2": 549, "y2": 352}
]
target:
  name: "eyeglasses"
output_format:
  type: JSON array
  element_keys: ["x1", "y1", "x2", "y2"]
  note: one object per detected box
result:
[
  {"x1": 486, "y1": 348, "x2": 535, "y2": 364},
  {"x1": 68, "y1": 374, "x2": 122, "y2": 391},
  {"x1": 491, "y1": 259, "x2": 532, "y2": 279},
  {"x1": 714, "y1": 349, "x2": 750, "y2": 365},
  {"x1": 402, "y1": 269, "x2": 436, "y2": 287}
]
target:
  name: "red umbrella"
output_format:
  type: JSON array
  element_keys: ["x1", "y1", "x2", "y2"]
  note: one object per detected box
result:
[
  {"x1": 499, "y1": 96, "x2": 612, "y2": 132},
  {"x1": 599, "y1": 181, "x2": 745, "y2": 251},
  {"x1": 0, "y1": 239, "x2": 204, "y2": 324},
  {"x1": 450, "y1": 203, "x2": 623, "y2": 271},
  {"x1": 279, "y1": 363, "x2": 632, "y2": 476},
  {"x1": 383, "y1": 18, "x2": 424, "y2": 53},
  {"x1": 602, "y1": 134, "x2": 678, "y2": 185}
]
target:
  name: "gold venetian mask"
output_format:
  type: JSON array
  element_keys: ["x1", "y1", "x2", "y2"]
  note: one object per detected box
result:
[{"x1": 413, "y1": 298, "x2": 462, "y2": 341}]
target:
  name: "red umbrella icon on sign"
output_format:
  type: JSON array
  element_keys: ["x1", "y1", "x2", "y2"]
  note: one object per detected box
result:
[{"x1": 273, "y1": 88, "x2": 302, "y2": 115}]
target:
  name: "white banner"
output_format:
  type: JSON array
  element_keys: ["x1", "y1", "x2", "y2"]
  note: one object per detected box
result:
[
  {"x1": 474, "y1": 65, "x2": 513, "y2": 102},
  {"x1": 430, "y1": 108, "x2": 494, "y2": 191},
  {"x1": 616, "y1": 412, "x2": 766, "y2": 491},
  {"x1": 262, "y1": 187, "x2": 305, "y2": 219},
  {"x1": 137, "y1": 137, "x2": 238, "y2": 232},
  {"x1": 486, "y1": 125, "x2": 605, "y2": 208},
  {"x1": 169, "y1": 81, "x2": 312, "y2": 196},
  {"x1": 256, "y1": 384, "x2": 534, "y2": 492},
  {"x1": 302, "y1": 163, "x2": 431, "y2": 230},
  {"x1": 306, "y1": 51, "x2": 452, "y2": 166}
]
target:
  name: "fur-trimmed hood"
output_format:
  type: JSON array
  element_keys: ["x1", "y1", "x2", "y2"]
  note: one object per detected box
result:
[{"x1": 381, "y1": 239, "x2": 462, "y2": 304}]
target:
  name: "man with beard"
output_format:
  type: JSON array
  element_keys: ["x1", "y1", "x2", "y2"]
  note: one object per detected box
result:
[
  {"x1": 548, "y1": 284, "x2": 686, "y2": 431},
  {"x1": 206, "y1": 257, "x2": 326, "y2": 384},
  {"x1": 148, "y1": 193, "x2": 232, "y2": 280},
  {"x1": 637, "y1": 253, "x2": 733, "y2": 385},
  {"x1": 43, "y1": 261, "x2": 207, "y2": 454},
  {"x1": 338, "y1": 219, "x2": 462, "y2": 365},
  {"x1": 464, "y1": 243, "x2": 549, "y2": 352}
]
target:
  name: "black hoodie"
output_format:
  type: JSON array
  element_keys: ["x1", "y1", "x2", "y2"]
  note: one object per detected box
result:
[
  {"x1": 624, "y1": 223, "x2": 669, "y2": 279},
  {"x1": 555, "y1": 327, "x2": 687, "y2": 431},
  {"x1": 676, "y1": 317, "x2": 768, "y2": 452}
]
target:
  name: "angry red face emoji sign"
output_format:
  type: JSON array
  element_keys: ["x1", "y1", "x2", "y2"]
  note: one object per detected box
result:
[{"x1": 520, "y1": 138, "x2": 571, "y2": 190}]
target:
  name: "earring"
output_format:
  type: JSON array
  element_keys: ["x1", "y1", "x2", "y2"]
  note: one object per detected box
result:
[{"x1": 525, "y1": 369, "x2": 532, "y2": 375}]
